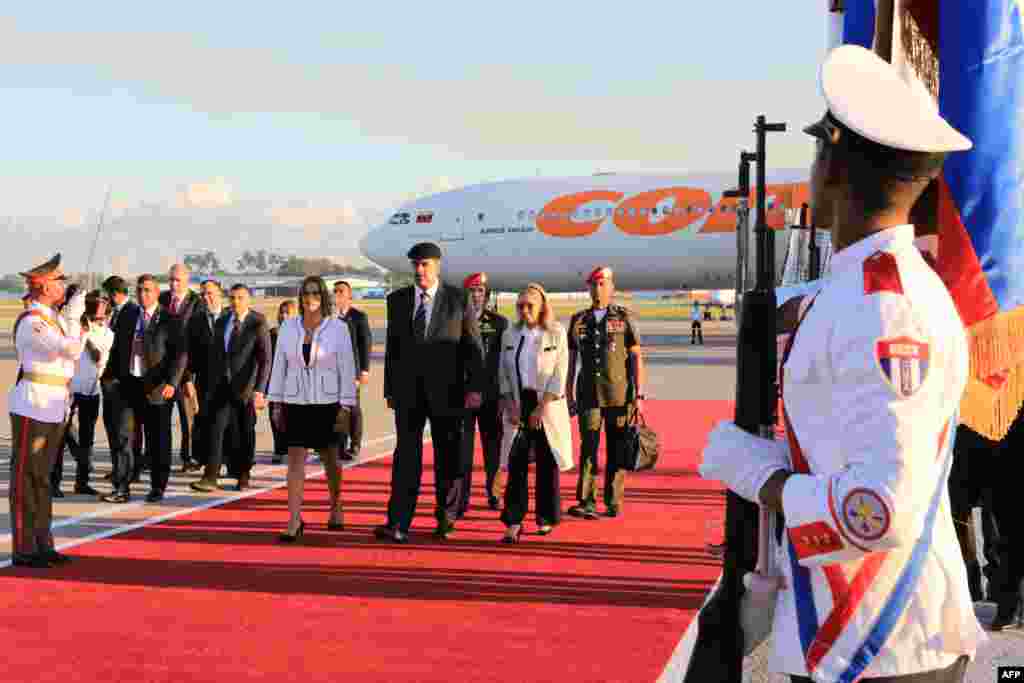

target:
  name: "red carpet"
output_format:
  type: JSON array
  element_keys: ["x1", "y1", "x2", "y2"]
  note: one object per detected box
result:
[{"x1": 0, "y1": 400, "x2": 732, "y2": 683}]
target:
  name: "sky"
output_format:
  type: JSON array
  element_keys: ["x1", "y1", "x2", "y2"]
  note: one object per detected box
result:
[{"x1": 0, "y1": 2, "x2": 827, "y2": 276}]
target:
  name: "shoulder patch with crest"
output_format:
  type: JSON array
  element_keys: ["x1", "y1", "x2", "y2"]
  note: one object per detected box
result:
[{"x1": 875, "y1": 336, "x2": 930, "y2": 398}]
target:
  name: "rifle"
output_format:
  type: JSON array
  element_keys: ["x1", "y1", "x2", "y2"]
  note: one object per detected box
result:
[{"x1": 684, "y1": 116, "x2": 786, "y2": 683}]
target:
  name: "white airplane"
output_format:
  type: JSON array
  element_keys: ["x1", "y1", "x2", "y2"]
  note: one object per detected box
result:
[{"x1": 359, "y1": 171, "x2": 811, "y2": 292}]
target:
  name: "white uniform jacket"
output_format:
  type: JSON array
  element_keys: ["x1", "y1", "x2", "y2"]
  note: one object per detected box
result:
[
  {"x1": 70, "y1": 325, "x2": 115, "y2": 397},
  {"x1": 771, "y1": 225, "x2": 985, "y2": 681},
  {"x1": 498, "y1": 322, "x2": 574, "y2": 472},
  {"x1": 9, "y1": 292, "x2": 86, "y2": 424},
  {"x1": 266, "y1": 316, "x2": 357, "y2": 407}
]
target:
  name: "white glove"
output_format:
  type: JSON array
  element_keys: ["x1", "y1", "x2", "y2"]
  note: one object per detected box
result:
[{"x1": 698, "y1": 421, "x2": 790, "y2": 503}]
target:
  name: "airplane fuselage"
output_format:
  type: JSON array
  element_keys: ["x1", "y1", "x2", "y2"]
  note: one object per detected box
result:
[{"x1": 360, "y1": 172, "x2": 809, "y2": 292}]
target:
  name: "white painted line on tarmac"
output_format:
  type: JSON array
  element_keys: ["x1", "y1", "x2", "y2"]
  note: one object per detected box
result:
[
  {"x1": 656, "y1": 574, "x2": 723, "y2": 683},
  {"x1": 1, "y1": 431, "x2": 408, "y2": 569}
]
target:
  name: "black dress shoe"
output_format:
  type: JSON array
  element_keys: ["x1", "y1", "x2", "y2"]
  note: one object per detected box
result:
[
  {"x1": 278, "y1": 519, "x2": 305, "y2": 543},
  {"x1": 145, "y1": 490, "x2": 164, "y2": 503},
  {"x1": 237, "y1": 472, "x2": 251, "y2": 491},
  {"x1": 44, "y1": 550, "x2": 73, "y2": 564},
  {"x1": 51, "y1": 487, "x2": 65, "y2": 499},
  {"x1": 373, "y1": 525, "x2": 407, "y2": 543},
  {"x1": 339, "y1": 450, "x2": 355, "y2": 462},
  {"x1": 73, "y1": 484, "x2": 100, "y2": 496},
  {"x1": 101, "y1": 492, "x2": 131, "y2": 504},
  {"x1": 11, "y1": 554, "x2": 53, "y2": 569},
  {"x1": 568, "y1": 504, "x2": 599, "y2": 520},
  {"x1": 433, "y1": 519, "x2": 455, "y2": 540},
  {"x1": 327, "y1": 519, "x2": 345, "y2": 531},
  {"x1": 989, "y1": 596, "x2": 1024, "y2": 631}
]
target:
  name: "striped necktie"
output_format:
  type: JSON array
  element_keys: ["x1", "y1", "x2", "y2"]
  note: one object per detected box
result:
[{"x1": 413, "y1": 292, "x2": 429, "y2": 341}]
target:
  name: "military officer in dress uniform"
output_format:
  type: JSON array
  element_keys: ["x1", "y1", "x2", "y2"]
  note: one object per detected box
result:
[
  {"x1": 566, "y1": 266, "x2": 646, "y2": 519},
  {"x1": 700, "y1": 46, "x2": 984, "y2": 681},
  {"x1": 457, "y1": 272, "x2": 508, "y2": 514},
  {"x1": 8, "y1": 254, "x2": 86, "y2": 568}
]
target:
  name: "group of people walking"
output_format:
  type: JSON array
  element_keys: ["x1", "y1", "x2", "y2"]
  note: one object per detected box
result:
[{"x1": 7, "y1": 243, "x2": 646, "y2": 564}]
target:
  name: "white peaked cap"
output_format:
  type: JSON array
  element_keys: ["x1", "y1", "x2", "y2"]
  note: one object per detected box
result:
[{"x1": 812, "y1": 45, "x2": 972, "y2": 153}]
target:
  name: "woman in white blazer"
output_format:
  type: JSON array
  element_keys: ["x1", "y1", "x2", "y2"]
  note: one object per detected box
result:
[
  {"x1": 497, "y1": 283, "x2": 573, "y2": 543},
  {"x1": 267, "y1": 276, "x2": 357, "y2": 542}
]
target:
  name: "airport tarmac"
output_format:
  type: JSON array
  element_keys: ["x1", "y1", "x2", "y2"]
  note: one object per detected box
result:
[{"x1": 0, "y1": 317, "x2": 1020, "y2": 682}]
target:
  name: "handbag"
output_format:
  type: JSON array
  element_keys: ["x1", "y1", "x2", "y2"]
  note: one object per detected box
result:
[{"x1": 623, "y1": 411, "x2": 659, "y2": 471}]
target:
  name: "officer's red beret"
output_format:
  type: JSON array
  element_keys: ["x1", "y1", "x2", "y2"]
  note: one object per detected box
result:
[
  {"x1": 586, "y1": 266, "x2": 613, "y2": 285},
  {"x1": 463, "y1": 272, "x2": 487, "y2": 289}
]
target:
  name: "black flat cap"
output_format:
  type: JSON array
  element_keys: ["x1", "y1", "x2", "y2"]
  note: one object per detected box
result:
[{"x1": 407, "y1": 242, "x2": 442, "y2": 261}]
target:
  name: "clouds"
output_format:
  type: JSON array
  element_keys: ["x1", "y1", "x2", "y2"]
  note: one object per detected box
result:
[
  {"x1": 0, "y1": 17, "x2": 820, "y2": 168},
  {"x1": 0, "y1": 179, "x2": 390, "y2": 275}
]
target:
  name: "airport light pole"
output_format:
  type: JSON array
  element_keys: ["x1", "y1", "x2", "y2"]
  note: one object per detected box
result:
[{"x1": 685, "y1": 115, "x2": 786, "y2": 683}]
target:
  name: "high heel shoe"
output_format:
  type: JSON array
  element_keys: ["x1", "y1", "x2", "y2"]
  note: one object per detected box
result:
[
  {"x1": 501, "y1": 524, "x2": 522, "y2": 544},
  {"x1": 278, "y1": 519, "x2": 305, "y2": 543}
]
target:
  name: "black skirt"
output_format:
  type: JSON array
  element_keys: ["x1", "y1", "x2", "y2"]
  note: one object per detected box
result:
[{"x1": 283, "y1": 403, "x2": 339, "y2": 451}]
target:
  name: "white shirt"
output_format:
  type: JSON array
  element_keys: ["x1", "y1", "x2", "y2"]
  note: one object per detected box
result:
[
  {"x1": 224, "y1": 309, "x2": 250, "y2": 352},
  {"x1": 71, "y1": 325, "x2": 114, "y2": 397},
  {"x1": 8, "y1": 293, "x2": 86, "y2": 423},
  {"x1": 769, "y1": 225, "x2": 983, "y2": 680},
  {"x1": 413, "y1": 281, "x2": 440, "y2": 330},
  {"x1": 518, "y1": 326, "x2": 544, "y2": 391},
  {"x1": 130, "y1": 304, "x2": 159, "y2": 378}
]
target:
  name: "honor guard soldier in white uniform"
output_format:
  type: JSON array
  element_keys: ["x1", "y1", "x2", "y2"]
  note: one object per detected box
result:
[
  {"x1": 700, "y1": 46, "x2": 985, "y2": 682},
  {"x1": 8, "y1": 254, "x2": 86, "y2": 568}
]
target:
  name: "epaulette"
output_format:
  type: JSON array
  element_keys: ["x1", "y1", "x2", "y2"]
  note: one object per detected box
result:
[{"x1": 863, "y1": 251, "x2": 904, "y2": 296}]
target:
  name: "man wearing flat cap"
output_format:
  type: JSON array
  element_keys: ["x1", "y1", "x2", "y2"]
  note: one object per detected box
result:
[
  {"x1": 700, "y1": 46, "x2": 984, "y2": 682},
  {"x1": 566, "y1": 265, "x2": 645, "y2": 520},
  {"x1": 457, "y1": 271, "x2": 508, "y2": 513},
  {"x1": 376, "y1": 242, "x2": 484, "y2": 543},
  {"x1": 8, "y1": 254, "x2": 86, "y2": 568}
]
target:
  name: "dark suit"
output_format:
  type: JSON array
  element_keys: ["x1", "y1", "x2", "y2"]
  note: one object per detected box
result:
[
  {"x1": 383, "y1": 283, "x2": 483, "y2": 531},
  {"x1": 201, "y1": 311, "x2": 271, "y2": 481},
  {"x1": 268, "y1": 327, "x2": 287, "y2": 457},
  {"x1": 339, "y1": 307, "x2": 372, "y2": 454},
  {"x1": 159, "y1": 289, "x2": 201, "y2": 466},
  {"x1": 102, "y1": 305, "x2": 186, "y2": 495},
  {"x1": 185, "y1": 306, "x2": 224, "y2": 466},
  {"x1": 458, "y1": 308, "x2": 508, "y2": 514},
  {"x1": 102, "y1": 301, "x2": 140, "y2": 476}
]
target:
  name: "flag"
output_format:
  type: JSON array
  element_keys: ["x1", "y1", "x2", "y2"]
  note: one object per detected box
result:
[{"x1": 901, "y1": 0, "x2": 1024, "y2": 438}]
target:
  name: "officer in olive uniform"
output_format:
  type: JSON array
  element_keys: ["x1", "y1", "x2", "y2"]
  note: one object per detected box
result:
[
  {"x1": 566, "y1": 266, "x2": 646, "y2": 519},
  {"x1": 457, "y1": 272, "x2": 508, "y2": 514}
]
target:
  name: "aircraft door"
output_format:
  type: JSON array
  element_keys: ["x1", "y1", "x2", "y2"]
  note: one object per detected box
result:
[{"x1": 440, "y1": 212, "x2": 466, "y2": 242}]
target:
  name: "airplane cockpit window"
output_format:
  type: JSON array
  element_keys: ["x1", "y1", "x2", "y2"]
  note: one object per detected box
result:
[
  {"x1": 518, "y1": 210, "x2": 526, "y2": 220},
  {"x1": 478, "y1": 212, "x2": 485, "y2": 222},
  {"x1": 389, "y1": 212, "x2": 411, "y2": 225}
]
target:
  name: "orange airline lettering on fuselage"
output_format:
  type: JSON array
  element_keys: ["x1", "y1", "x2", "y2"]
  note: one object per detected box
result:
[
  {"x1": 700, "y1": 183, "x2": 811, "y2": 233},
  {"x1": 536, "y1": 190, "x2": 625, "y2": 238},
  {"x1": 535, "y1": 182, "x2": 808, "y2": 238}
]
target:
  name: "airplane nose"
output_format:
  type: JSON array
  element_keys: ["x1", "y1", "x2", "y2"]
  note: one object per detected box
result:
[{"x1": 359, "y1": 227, "x2": 385, "y2": 265}]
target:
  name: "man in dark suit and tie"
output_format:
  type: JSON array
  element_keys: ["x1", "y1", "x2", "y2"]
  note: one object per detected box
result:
[
  {"x1": 375, "y1": 242, "x2": 484, "y2": 543},
  {"x1": 101, "y1": 276, "x2": 140, "y2": 480},
  {"x1": 101, "y1": 274, "x2": 187, "y2": 503},
  {"x1": 190, "y1": 284, "x2": 271, "y2": 493},
  {"x1": 159, "y1": 263, "x2": 202, "y2": 472},
  {"x1": 182, "y1": 279, "x2": 226, "y2": 471},
  {"x1": 334, "y1": 280, "x2": 372, "y2": 460}
]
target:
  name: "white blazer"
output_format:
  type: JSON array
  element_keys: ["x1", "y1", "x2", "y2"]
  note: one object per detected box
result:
[
  {"x1": 498, "y1": 321, "x2": 573, "y2": 472},
  {"x1": 267, "y1": 316, "x2": 356, "y2": 406}
]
